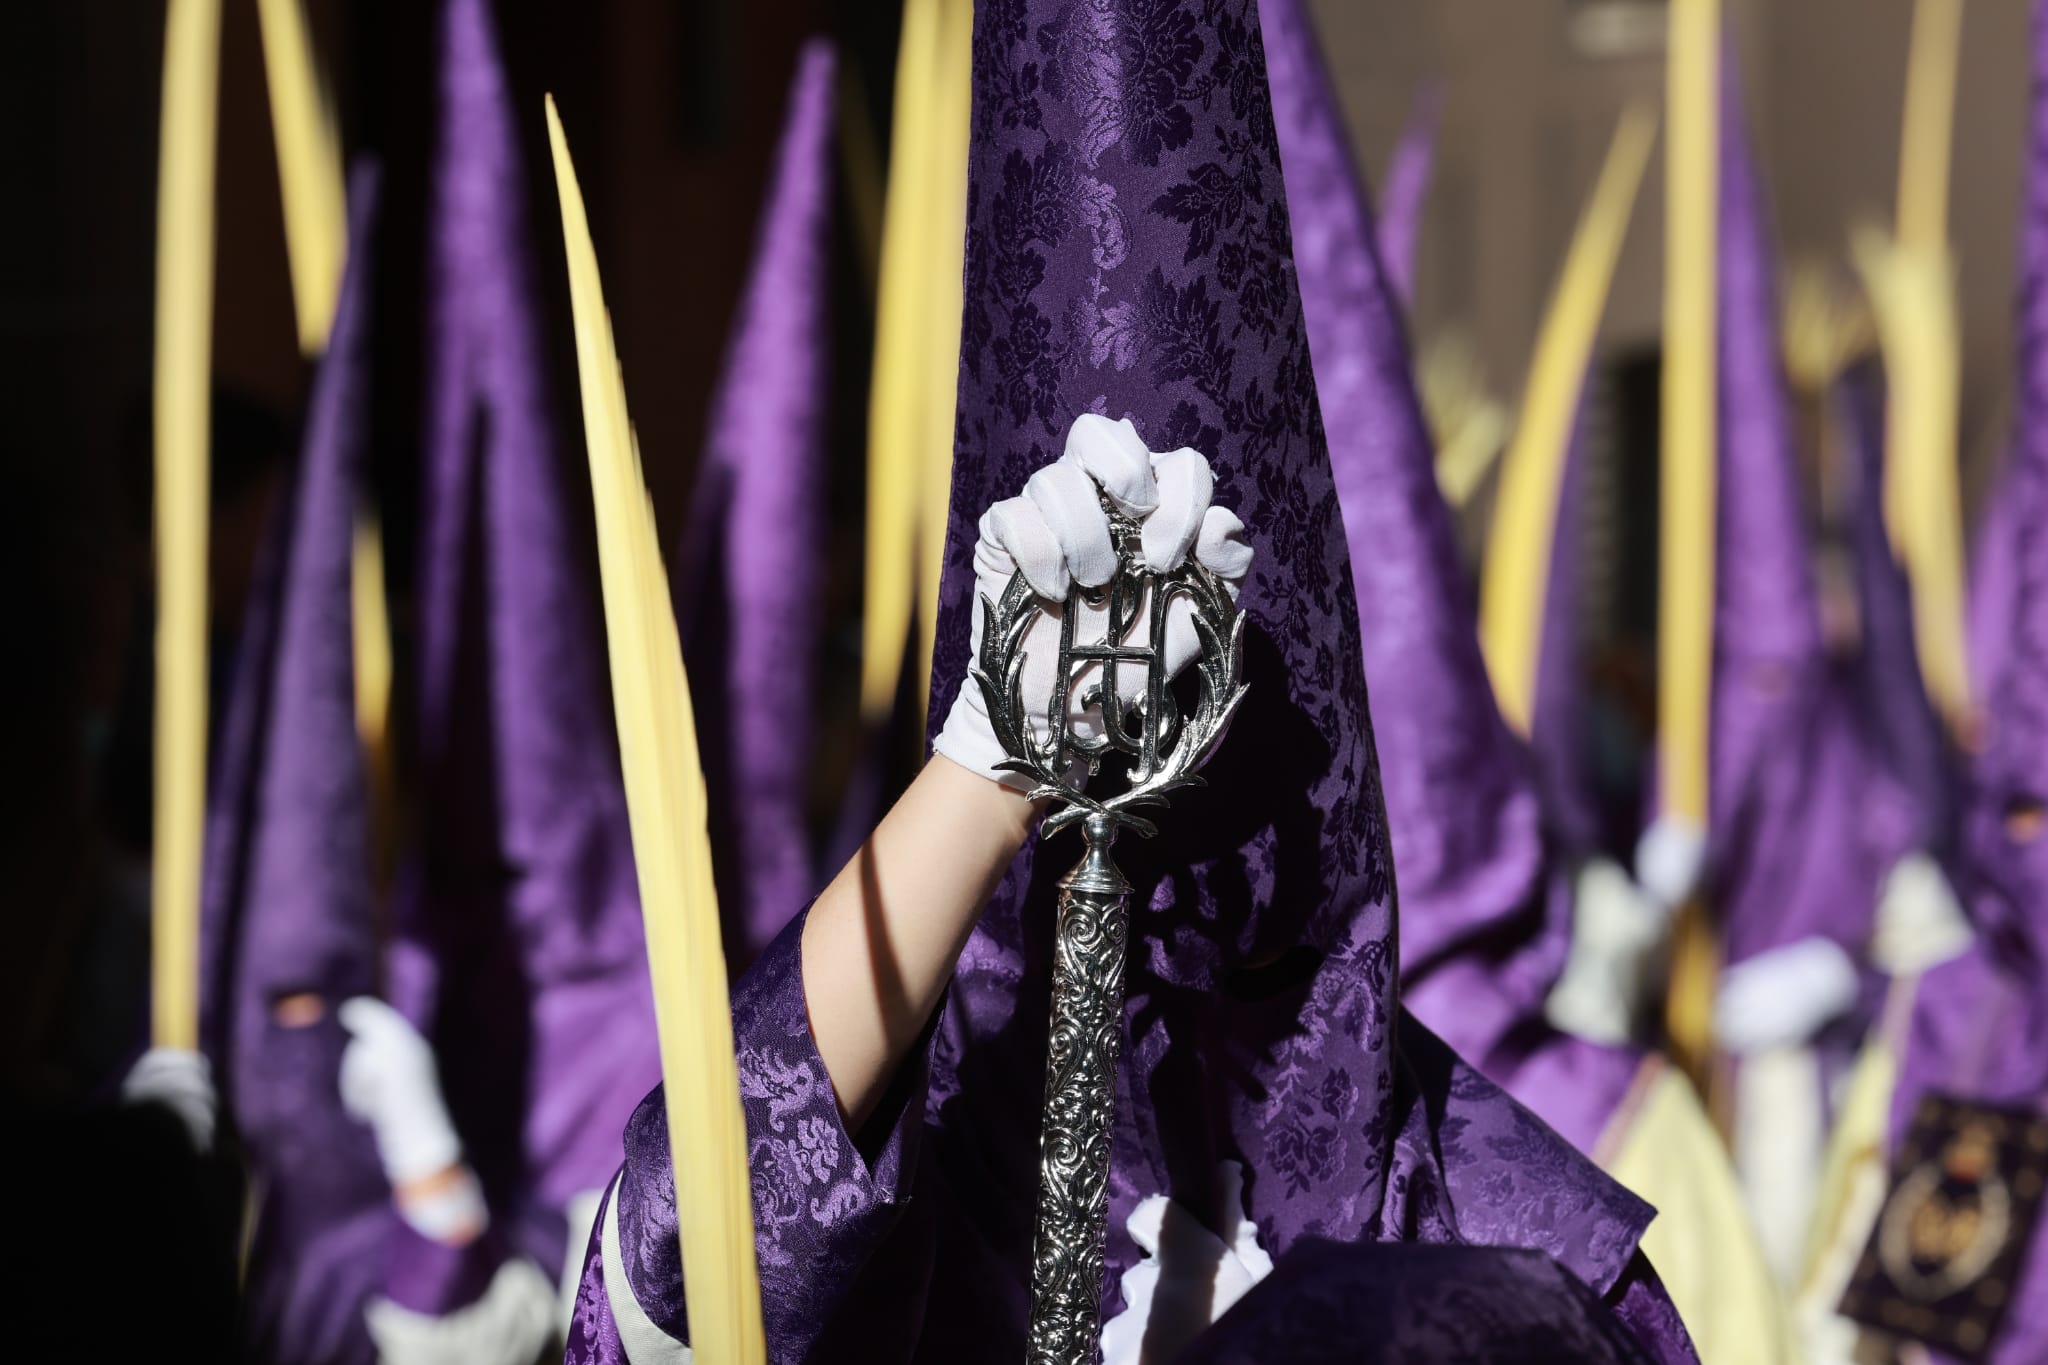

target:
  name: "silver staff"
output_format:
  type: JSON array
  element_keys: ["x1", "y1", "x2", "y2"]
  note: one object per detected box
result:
[{"x1": 972, "y1": 498, "x2": 1248, "y2": 1365}]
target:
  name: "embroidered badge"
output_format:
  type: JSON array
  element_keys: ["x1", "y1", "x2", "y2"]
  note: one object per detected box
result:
[{"x1": 1838, "y1": 1094, "x2": 2048, "y2": 1361}]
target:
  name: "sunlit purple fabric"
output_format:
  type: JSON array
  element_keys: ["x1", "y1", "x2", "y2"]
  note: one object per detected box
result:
[
  {"x1": 1706, "y1": 48, "x2": 1903, "y2": 967},
  {"x1": 399, "y1": 0, "x2": 657, "y2": 1277},
  {"x1": 1374, "y1": 83, "x2": 1441, "y2": 313},
  {"x1": 1968, "y1": 454, "x2": 2023, "y2": 702},
  {"x1": 197, "y1": 169, "x2": 393, "y2": 1365},
  {"x1": 1838, "y1": 361, "x2": 1953, "y2": 862},
  {"x1": 1889, "y1": 11, "x2": 2048, "y2": 1358},
  {"x1": 1531, "y1": 415, "x2": 1609, "y2": 857},
  {"x1": 1263, "y1": 0, "x2": 1639, "y2": 1155},
  {"x1": 566, "y1": 3, "x2": 1691, "y2": 1361},
  {"x1": 678, "y1": 41, "x2": 837, "y2": 966}
]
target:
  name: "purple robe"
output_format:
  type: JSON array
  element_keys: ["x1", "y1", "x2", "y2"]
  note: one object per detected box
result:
[
  {"x1": 678, "y1": 41, "x2": 837, "y2": 967},
  {"x1": 565, "y1": 3, "x2": 1692, "y2": 1361},
  {"x1": 195, "y1": 168, "x2": 398, "y2": 1365},
  {"x1": 1705, "y1": 47, "x2": 1909, "y2": 969},
  {"x1": 1887, "y1": 8, "x2": 2048, "y2": 1357},
  {"x1": 1180, "y1": 1241, "x2": 1669, "y2": 1364},
  {"x1": 1262, "y1": 0, "x2": 1641, "y2": 1156},
  {"x1": 396, "y1": 0, "x2": 658, "y2": 1280},
  {"x1": 1839, "y1": 361, "x2": 1955, "y2": 875}
]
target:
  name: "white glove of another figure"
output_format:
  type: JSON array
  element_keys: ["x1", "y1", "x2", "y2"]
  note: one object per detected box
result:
[
  {"x1": 934, "y1": 413, "x2": 1254, "y2": 791},
  {"x1": 1713, "y1": 936, "x2": 1860, "y2": 1056},
  {"x1": 122, "y1": 1047, "x2": 218, "y2": 1155},
  {"x1": 338, "y1": 996, "x2": 487, "y2": 1244}
]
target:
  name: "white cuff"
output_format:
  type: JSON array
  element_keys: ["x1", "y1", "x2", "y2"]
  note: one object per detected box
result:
[
  {"x1": 363, "y1": 1257, "x2": 557, "y2": 1365},
  {"x1": 395, "y1": 1165, "x2": 489, "y2": 1244},
  {"x1": 600, "y1": 1175, "x2": 692, "y2": 1364}
]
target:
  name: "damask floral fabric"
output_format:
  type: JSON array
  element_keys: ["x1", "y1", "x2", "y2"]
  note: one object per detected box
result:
[
  {"x1": 568, "y1": 2, "x2": 1688, "y2": 1360},
  {"x1": 1175, "y1": 1240, "x2": 1656, "y2": 1364},
  {"x1": 197, "y1": 172, "x2": 395, "y2": 1365},
  {"x1": 1255, "y1": 0, "x2": 1645, "y2": 1156}
]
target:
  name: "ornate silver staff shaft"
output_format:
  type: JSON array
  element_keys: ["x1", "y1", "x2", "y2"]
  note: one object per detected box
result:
[{"x1": 971, "y1": 502, "x2": 1248, "y2": 1365}]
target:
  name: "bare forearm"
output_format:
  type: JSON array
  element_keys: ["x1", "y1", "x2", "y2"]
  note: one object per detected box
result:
[{"x1": 800, "y1": 755, "x2": 1035, "y2": 1128}]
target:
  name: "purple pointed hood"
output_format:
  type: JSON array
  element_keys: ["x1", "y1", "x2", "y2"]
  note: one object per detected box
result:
[
  {"x1": 1707, "y1": 48, "x2": 1904, "y2": 966},
  {"x1": 400, "y1": 0, "x2": 656, "y2": 1261},
  {"x1": 1839, "y1": 360, "x2": 1954, "y2": 859},
  {"x1": 199, "y1": 166, "x2": 393, "y2": 1365},
  {"x1": 916, "y1": 0, "x2": 1658, "y2": 1340},
  {"x1": 1894, "y1": 2, "x2": 2048, "y2": 1160},
  {"x1": 1375, "y1": 84, "x2": 1441, "y2": 313},
  {"x1": 678, "y1": 41, "x2": 837, "y2": 965},
  {"x1": 1530, "y1": 413, "x2": 1610, "y2": 856},
  {"x1": 1258, "y1": 0, "x2": 1606, "y2": 1114}
]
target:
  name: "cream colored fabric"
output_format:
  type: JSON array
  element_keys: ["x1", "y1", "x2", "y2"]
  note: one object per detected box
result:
[
  {"x1": 1545, "y1": 858, "x2": 1670, "y2": 1046},
  {"x1": 1795, "y1": 996, "x2": 1909, "y2": 1364},
  {"x1": 1733, "y1": 1045, "x2": 1827, "y2": 1287},
  {"x1": 1605, "y1": 1066, "x2": 1800, "y2": 1365},
  {"x1": 364, "y1": 1256, "x2": 557, "y2": 1365}
]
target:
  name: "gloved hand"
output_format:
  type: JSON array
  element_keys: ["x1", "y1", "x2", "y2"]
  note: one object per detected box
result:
[
  {"x1": 1634, "y1": 814, "x2": 1707, "y2": 911},
  {"x1": 1100, "y1": 1160, "x2": 1273, "y2": 1365},
  {"x1": 1713, "y1": 936, "x2": 1860, "y2": 1056},
  {"x1": 934, "y1": 413, "x2": 1254, "y2": 791},
  {"x1": 338, "y1": 996, "x2": 465, "y2": 1187},
  {"x1": 122, "y1": 1046, "x2": 218, "y2": 1154},
  {"x1": 1869, "y1": 851, "x2": 1972, "y2": 977},
  {"x1": 1544, "y1": 857, "x2": 1671, "y2": 1046}
]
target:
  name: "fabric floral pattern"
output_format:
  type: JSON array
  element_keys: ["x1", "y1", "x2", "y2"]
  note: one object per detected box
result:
[
  {"x1": 567, "y1": 4, "x2": 1687, "y2": 1360},
  {"x1": 605, "y1": 910, "x2": 928, "y2": 1357}
]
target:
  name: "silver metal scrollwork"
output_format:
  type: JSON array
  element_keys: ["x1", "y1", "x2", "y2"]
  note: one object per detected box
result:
[{"x1": 971, "y1": 498, "x2": 1248, "y2": 1365}]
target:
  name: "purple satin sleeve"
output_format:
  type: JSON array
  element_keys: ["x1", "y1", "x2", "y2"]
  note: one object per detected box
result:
[
  {"x1": 571, "y1": 908, "x2": 931, "y2": 1358},
  {"x1": 1607, "y1": 1252, "x2": 1702, "y2": 1365}
]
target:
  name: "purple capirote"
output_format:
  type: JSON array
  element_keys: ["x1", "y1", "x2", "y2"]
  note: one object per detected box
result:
[{"x1": 563, "y1": 2, "x2": 1694, "y2": 1361}]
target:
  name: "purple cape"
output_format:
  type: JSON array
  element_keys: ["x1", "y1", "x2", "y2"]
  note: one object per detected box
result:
[
  {"x1": 566, "y1": 3, "x2": 1692, "y2": 1361},
  {"x1": 678, "y1": 41, "x2": 837, "y2": 967},
  {"x1": 1262, "y1": 0, "x2": 1641, "y2": 1155},
  {"x1": 1705, "y1": 46, "x2": 1906, "y2": 967},
  {"x1": 395, "y1": 0, "x2": 657, "y2": 1278},
  {"x1": 198, "y1": 169, "x2": 395, "y2": 1365},
  {"x1": 1888, "y1": 9, "x2": 2048, "y2": 1358}
]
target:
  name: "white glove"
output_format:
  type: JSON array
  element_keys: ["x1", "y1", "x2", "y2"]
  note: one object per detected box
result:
[
  {"x1": 122, "y1": 1046, "x2": 217, "y2": 1154},
  {"x1": 934, "y1": 414, "x2": 1254, "y2": 790},
  {"x1": 1100, "y1": 1161, "x2": 1272, "y2": 1365},
  {"x1": 1544, "y1": 857, "x2": 1671, "y2": 1046},
  {"x1": 338, "y1": 997, "x2": 465, "y2": 1187},
  {"x1": 1869, "y1": 851, "x2": 1972, "y2": 977},
  {"x1": 1634, "y1": 814, "x2": 1707, "y2": 910},
  {"x1": 1714, "y1": 936, "x2": 1860, "y2": 1055}
]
